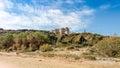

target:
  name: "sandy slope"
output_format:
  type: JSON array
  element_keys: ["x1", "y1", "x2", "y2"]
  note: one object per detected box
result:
[{"x1": 0, "y1": 54, "x2": 120, "y2": 68}]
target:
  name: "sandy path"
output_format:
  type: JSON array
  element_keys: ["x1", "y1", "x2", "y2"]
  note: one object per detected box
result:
[{"x1": 0, "y1": 54, "x2": 120, "y2": 68}]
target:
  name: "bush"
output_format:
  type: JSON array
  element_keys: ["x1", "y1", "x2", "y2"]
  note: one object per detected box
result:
[
  {"x1": 66, "y1": 46, "x2": 75, "y2": 50},
  {"x1": 40, "y1": 53, "x2": 55, "y2": 57},
  {"x1": 56, "y1": 43, "x2": 68, "y2": 47},
  {"x1": 92, "y1": 37, "x2": 120, "y2": 57},
  {"x1": 82, "y1": 55, "x2": 96, "y2": 60},
  {"x1": 40, "y1": 44, "x2": 53, "y2": 52},
  {"x1": 71, "y1": 55, "x2": 81, "y2": 60}
]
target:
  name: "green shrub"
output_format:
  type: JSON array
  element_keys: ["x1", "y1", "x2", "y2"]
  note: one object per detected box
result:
[
  {"x1": 92, "y1": 37, "x2": 120, "y2": 57},
  {"x1": 40, "y1": 44, "x2": 53, "y2": 52}
]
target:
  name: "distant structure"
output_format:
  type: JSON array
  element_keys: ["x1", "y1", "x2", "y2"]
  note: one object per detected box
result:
[
  {"x1": 113, "y1": 33, "x2": 118, "y2": 37},
  {"x1": 52, "y1": 29, "x2": 60, "y2": 34},
  {"x1": 0, "y1": 28, "x2": 4, "y2": 32},
  {"x1": 52, "y1": 27, "x2": 70, "y2": 34}
]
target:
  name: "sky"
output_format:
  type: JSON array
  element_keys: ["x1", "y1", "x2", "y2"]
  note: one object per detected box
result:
[{"x1": 0, "y1": 0, "x2": 120, "y2": 36}]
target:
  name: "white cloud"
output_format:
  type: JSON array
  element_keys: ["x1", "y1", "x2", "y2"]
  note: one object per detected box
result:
[
  {"x1": 0, "y1": 0, "x2": 13, "y2": 10},
  {"x1": 100, "y1": 4, "x2": 111, "y2": 10},
  {"x1": 18, "y1": 4, "x2": 34, "y2": 13},
  {"x1": 65, "y1": 0, "x2": 83, "y2": 4},
  {"x1": 100, "y1": 4, "x2": 120, "y2": 10},
  {"x1": 0, "y1": 0, "x2": 95, "y2": 31}
]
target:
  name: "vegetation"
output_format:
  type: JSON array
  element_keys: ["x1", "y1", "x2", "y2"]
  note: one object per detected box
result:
[
  {"x1": 91, "y1": 37, "x2": 120, "y2": 57},
  {"x1": 56, "y1": 33, "x2": 104, "y2": 47},
  {"x1": 81, "y1": 55, "x2": 96, "y2": 60},
  {"x1": 0, "y1": 33, "x2": 14, "y2": 50},
  {"x1": 0, "y1": 31, "x2": 104, "y2": 51},
  {"x1": 0, "y1": 31, "x2": 52, "y2": 51},
  {"x1": 40, "y1": 44, "x2": 53, "y2": 52}
]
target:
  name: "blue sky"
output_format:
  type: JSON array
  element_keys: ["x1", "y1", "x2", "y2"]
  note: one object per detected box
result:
[{"x1": 0, "y1": 0, "x2": 120, "y2": 36}]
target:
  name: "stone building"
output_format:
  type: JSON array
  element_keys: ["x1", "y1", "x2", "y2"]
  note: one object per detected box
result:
[
  {"x1": 52, "y1": 29, "x2": 60, "y2": 34},
  {"x1": 60, "y1": 28, "x2": 65, "y2": 34},
  {"x1": 64, "y1": 27, "x2": 70, "y2": 34},
  {"x1": 52, "y1": 27, "x2": 70, "y2": 34}
]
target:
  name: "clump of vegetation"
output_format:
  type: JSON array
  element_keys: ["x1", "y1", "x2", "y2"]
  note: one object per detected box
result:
[
  {"x1": 91, "y1": 37, "x2": 120, "y2": 57},
  {"x1": 66, "y1": 46, "x2": 75, "y2": 50},
  {"x1": 82, "y1": 55, "x2": 96, "y2": 60},
  {"x1": 55, "y1": 54, "x2": 81, "y2": 60},
  {"x1": 71, "y1": 55, "x2": 81, "y2": 60},
  {"x1": 40, "y1": 44, "x2": 53, "y2": 52},
  {"x1": 40, "y1": 53, "x2": 55, "y2": 57}
]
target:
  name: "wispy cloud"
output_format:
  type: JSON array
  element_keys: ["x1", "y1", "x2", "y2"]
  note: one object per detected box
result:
[
  {"x1": 100, "y1": 4, "x2": 120, "y2": 10},
  {"x1": 100, "y1": 4, "x2": 111, "y2": 10},
  {"x1": 0, "y1": 0, "x2": 95, "y2": 31}
]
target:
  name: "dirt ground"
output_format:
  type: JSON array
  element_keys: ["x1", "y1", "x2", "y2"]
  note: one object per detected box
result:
[{"x1": 0, "y1": 52, "x2": 120, "y2": 68}]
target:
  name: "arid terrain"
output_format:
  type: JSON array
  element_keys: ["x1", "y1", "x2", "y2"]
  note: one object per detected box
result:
[{"x1": 0, "y1": 52, "x2": 120, "y2": 68}]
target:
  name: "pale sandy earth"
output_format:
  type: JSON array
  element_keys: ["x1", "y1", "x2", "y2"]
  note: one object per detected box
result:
[
  {"x1": 0, "y1": 62, "x2": 18, "y2": 68},
  {"x1": 0, "y1": 52, "x2": 120, "y2": 68}
]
